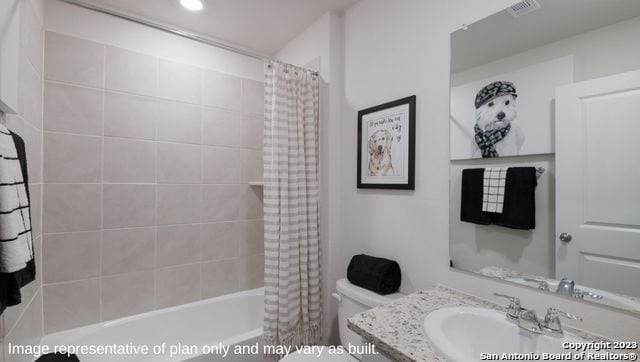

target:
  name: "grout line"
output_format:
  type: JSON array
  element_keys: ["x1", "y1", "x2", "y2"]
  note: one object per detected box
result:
[
  {"x1": 43, "y1": 78, "x2": 263, "y2": 117},
  {"x1": 38, "y1": 18, "x2": 46, "y2": 339},
  {"x1": 42, "y1": 129, "x2": 261, "y2": 151},
  {"x1": 98, "y1": 43, "x2": 106, "y2": 323},
  {"x1": 41, "y1": 218, "x2": 264, "y2": 236}
]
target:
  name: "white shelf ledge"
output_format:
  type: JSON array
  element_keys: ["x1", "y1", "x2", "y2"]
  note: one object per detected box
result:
[{"x1": 248, "y1": 181, "x2": 264, "y2": 187}]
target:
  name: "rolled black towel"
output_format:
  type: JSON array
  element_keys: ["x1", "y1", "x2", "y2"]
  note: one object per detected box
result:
[
  {"x1": 36, "y1": 353, "x2": 80, "y2": 362},
  {"x1": 347, "y1": 254, "x2": 401, "y2": 295}
]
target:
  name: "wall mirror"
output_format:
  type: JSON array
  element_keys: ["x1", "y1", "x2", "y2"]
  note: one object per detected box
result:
[{"x1": 449, "y1": 0, "x2": 640, "y2": 314}]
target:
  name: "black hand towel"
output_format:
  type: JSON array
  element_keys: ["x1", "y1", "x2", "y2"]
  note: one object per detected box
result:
[
  {"x1": 347, "y1": 254, "x2": 401, "y2": 295},
  {"x1": 460, "y1": 168, "x2": 492, "y2": 225},
  {"x1": 460, "y1": 167, "x2": 536, "y2": 230},
  {"x1": 493, "y1": 167, "x2": 536, "y2": 230}
]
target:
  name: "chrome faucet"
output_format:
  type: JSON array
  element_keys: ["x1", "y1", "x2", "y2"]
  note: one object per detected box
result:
[
  {"x1": 542, "y1": 307, "x2": 583, "y2": 336},
  {"x1": 494, "y1": 293, "x2": 582, "y2": 337},
  {"x1": 556, "y1": 278, "x2": 604, "y2": 300},
  {"x1": 494, "y1": 293, "x2": 522, "y2": 323},
  {"x1": 556, "y1": 278, "x2": 576, "y2": 296}
]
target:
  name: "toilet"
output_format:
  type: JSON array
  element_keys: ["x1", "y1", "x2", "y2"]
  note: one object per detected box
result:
[{"x1": 280, "y1": 279, "x2": 403, "y2": 361}]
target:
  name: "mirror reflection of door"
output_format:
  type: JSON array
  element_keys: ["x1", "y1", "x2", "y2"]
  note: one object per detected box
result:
[
  {"x1": 448, "y1": 0, "x2": 640, "y2": 315},
  {"x1": 556, "y1": 70, "x2": 640, "y2": 298}
]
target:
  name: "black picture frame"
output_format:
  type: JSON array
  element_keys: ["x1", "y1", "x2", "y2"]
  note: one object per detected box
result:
[{"x1": 357, "y1": 95, "x2": 416, "y2": 190}]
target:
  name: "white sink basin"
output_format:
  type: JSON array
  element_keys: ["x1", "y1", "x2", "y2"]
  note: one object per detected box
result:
[{"x1": 423, "y1": 307, "x2": 588, "y2": 361}]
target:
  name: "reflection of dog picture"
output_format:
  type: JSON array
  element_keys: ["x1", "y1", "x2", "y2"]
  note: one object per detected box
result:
[
  {"x1": 368, "y1": 129, "x2": 395, "y2": 176},
  {"x1": 472, "y1": 81, "x2": 525, "y2": 158}
]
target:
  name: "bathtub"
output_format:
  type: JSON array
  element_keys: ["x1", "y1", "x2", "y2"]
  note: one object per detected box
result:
[{"x1": 40, "y1": 288, "x2": 265, "y2": 361}]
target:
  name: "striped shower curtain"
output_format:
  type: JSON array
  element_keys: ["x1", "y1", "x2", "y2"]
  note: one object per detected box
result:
[{"x1": 262, "y1": 61, "x2": 321, "y2": 354}]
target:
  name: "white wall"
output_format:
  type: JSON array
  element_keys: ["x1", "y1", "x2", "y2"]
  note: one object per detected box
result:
[
  {"x1": 275, "y1": 11, "x2": 345, "y2": 345},
  {"x1": 43, "y1": 0, "x2": 263, "y2": 81},
  {"x1": 449, "y1": 15, "x2": 640, "y2": 280},
  {"x1": 339, "y1": 0, "x2": 640, "y2": 341}
]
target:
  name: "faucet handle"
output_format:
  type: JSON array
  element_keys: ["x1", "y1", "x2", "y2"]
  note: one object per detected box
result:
[
  {"x1": 494, "y1": 293, "x2": 521, "y2": 322},
  {"x1": 554, "y1": 308, "x2": 582, "y2": 321},
  {"x1": 542, "y1": 307, "x2": 582, "y2": 336},
  {"x1": 523, "y1": 277, "x2": 550, "y2": 291}
]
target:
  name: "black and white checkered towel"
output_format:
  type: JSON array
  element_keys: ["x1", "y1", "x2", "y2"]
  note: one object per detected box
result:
[
  {"x1": 482, "y1": 167, "x2": 507, "y2": 213},
  {"x1": 0, "y1": 124, "x2": 33, "y2": 273}
]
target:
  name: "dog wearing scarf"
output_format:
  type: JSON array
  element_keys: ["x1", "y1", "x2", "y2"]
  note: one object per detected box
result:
[{"x1": 472, "y1": 81, "x2": 524, "y2": 158}]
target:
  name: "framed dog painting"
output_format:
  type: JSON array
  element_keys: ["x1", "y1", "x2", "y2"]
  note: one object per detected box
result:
[
  {"x1": 357, "y1": 95, "x2": 416, "y2": 189},
  {"x1": 450, "y1": 56, "x2": 574, "y2": 160}
]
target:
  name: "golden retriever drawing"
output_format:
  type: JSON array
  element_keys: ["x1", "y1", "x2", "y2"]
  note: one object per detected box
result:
[{"x1": 368, "y1": 129, "x2": 395, "y2": 176}]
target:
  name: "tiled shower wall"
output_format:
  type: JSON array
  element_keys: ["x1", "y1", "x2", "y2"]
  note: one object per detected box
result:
[
  {"x1": 40, "y1": 31, "x2": 265, "y2": 334},
  {"x1": 1, "y1": 1, "x2": 44, "y2": 361}
]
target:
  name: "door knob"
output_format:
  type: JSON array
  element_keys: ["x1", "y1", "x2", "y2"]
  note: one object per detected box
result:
[{"x1": 559, "y1": 233, "x2": 572, "y2": 242}]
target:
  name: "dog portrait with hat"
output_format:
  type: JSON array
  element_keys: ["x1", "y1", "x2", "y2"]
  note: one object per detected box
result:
[
  {"x1": 472, "y1": 80, "x2": 525, "y2": 158},
  {"x1": 450, "y1": 56, "x2": 574, "y2": 161}
]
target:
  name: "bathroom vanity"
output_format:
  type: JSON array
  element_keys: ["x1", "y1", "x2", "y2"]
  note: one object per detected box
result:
[{"x1": 348, "y1": 287, "x2": 614, "y2": 361}]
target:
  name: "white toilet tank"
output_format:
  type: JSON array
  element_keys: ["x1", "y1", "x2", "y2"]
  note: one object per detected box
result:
[{"x1": 334, "y1": 279, "x2": 403, "y2": 359}]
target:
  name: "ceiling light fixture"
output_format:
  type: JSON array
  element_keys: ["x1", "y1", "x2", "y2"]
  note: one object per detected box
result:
[{"x1": 180, "y1": 0, "x2": 203, "y2": 12}]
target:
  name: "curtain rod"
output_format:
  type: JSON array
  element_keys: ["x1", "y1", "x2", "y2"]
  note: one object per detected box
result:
[{"x1": 59, "y1": 0, "x2": 270, "y2": 61}]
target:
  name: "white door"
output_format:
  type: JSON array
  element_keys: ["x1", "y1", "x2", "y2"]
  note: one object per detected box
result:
[{"x1": 556, "y1": 69, "x2": 640, "y2": 298}]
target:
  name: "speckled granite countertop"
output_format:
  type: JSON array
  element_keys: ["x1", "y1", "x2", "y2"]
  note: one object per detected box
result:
[{"x1": 347, "y1": 286, "x2": 609, "y2": 362}]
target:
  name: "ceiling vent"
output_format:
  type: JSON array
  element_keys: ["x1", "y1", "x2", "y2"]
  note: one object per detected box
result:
[{"x1": 507, "y1": 0, "x2": 541, "y2": 17}]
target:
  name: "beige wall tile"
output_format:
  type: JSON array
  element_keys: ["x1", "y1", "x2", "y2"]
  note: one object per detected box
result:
[
  {"x1": 241, "y1": 79, "x2": 264, "y2": 116},
  {"x1": 105, "y1": 46, "x2": 158, "y2": 97},
  {"x1": 103, "y1": 184, "x2": 156, "y2": 229},
  {"x1": 44, "y1": 132, "x2": 102, "y2": 182},
  {"x1": 102, "y1": 228, "x2": 155, "y2": 276},
  {"x1": 104, "y1": 92, "x2": 157, "y2": 140},
  {"x1": 239, "y1": 115, "x2": 263, "y2": 149},
  {"x1": 240, "y1": 149, "x2": 263, "y2": 183},
  {"x1": 201, "y1": 222, "x2": 240, "y2": 261},
  {"x1": 202, "y1": 185, "x2": 241, "y2": 222},
  {"x1": 201, "y1": 108, "x2": 241, "y2": 147},
  {"x1": 202, "y1": 146, "x2": 241, "y2": 184},
  {"x1": 43, "y1": 184, "x2": 101, "y2": 233},
  {"x1": 238, "y1": 220, "x2": 264, "y2": 256},
  {"x1": 202, "y1": 259, "x2": 239, "y2": 298},
  {"x1": 43, "y1": 82, "x2": 102, "y2": 135},
  {"x1": 44, "y1": 32, "x2": 104, "y2": 88},
  {"x1": 43, "y1": 232, "x2": 100, "y2": 284},
  {"x1": 201, "y1": 70, "x2": 241, "y2": 111},
  {"x1": 101, "y1": 271, "x2": 154, "y2": 321},
  {"x1": 43, "y1": 279, "x2": 100, "y2": 333},
  {"x1": 157, "y1": 224, "x2": 201, "y2": 267},
  {"x1": 158, "y1": 60, "x2": 201, "y2": 104},
  {"x1": 156, "y1": 264, "x2": 201, "y2": 308},
  {"x1": 239, "y1": 186, "x2": 263, "y2": 220},
  {"x1": 157, "y1": 185, "x2": 201, "y2": 225},
  {"x1": 239, "y1": 254, "x2": 264, "y2": 290},
  {"x1": 21, "y1": 123, "x2": 42, "y2": 183},
  {"x1": 103, "y1": 138, "x2": 156, "y2": 182},
  {"x1": 157, "y1": 142, "x2": 201, "y2": 184},
  {"x1": 3, "y1": 290, "x2": 42, "y2": 362},
  {"x1": 18, "y1": 58, "x2": 42, "y2": 129},
  {"x1": 156, "y1": 101, "x2": 201, "y2": 144}
]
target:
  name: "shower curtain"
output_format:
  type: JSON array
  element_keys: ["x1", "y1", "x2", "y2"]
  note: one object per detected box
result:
[{"x1": 262, "y1": 61, "x2": 321, "y2": 354}]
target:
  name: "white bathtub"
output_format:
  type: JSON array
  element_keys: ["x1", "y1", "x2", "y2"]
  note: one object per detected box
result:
[{"x1": 40, "y1": 288, "x2": 265, "y2": 361}]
